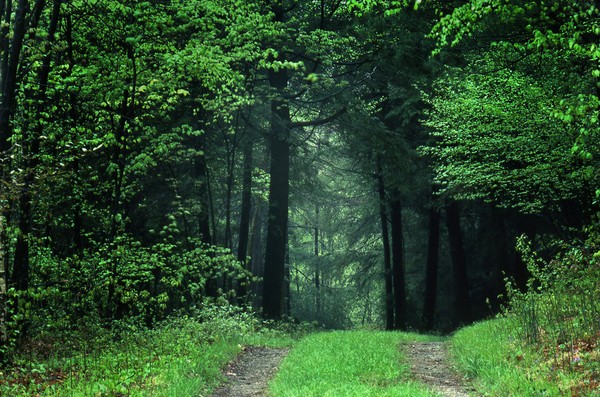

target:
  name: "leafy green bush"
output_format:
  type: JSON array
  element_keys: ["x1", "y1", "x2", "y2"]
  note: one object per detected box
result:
[
  {"x1": 454, "y1": 232, "x2": 600, "y2": 396},
  {"x1": 3, "y1": 235, "x2": 251, "y2": 363},
  {"x1": 509, "y1": 236, "x2": 599, "y2": 373},
  {"x1": 451, "y1": 229, "x2": 599, "y2": 396}
]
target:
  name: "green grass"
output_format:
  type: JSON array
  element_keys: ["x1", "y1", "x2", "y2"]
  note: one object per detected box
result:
[
  {"x1": 451, "y1": 317, "x2": 598, "y2": 397},
  {"x1": 0, "y1": 307, "x2": 300, "y2": 396},
  {"x1": 0, "y1": 320, "x2": 240, "y2": 396},
  {"x1": 269, "y1": 330, "x2": 444, "y2": 397}
]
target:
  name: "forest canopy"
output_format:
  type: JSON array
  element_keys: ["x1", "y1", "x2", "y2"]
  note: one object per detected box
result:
[{"x1": 0, "y1": 0, "x2": 598, "y2": 363}]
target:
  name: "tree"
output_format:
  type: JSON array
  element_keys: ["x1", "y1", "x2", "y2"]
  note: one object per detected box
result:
[
  {"x1": 261, "y1": 1, "x2": 353, "y2": 318},
  {"x1": 421, "y1": 199, "x2": 440, "y2": 330},
  {"x1": 423, "y1": 67, "x2": 594, "y2": 216},
  {"x1": 262, "y1": 65, "x2": 292, "y2": 318},
  {"x1": 427, "y1": 0, "x2": 599, "y2": 217},
  {"x1": 376, "y1": 156, "x2": 394, "y2": 329}
]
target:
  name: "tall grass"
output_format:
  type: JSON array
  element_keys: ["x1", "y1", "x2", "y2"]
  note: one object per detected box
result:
[
  {"x1": 451, "y1": 235, "x2": 599, "y2": 396},
  {"x1": 452, "y1": 318, "x2": 565, "y2": 396},
  {"x1": 0, "y1": 304, "x2": 299, "y2": 396}
]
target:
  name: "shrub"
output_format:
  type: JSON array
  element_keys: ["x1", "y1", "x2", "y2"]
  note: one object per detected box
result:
[{"x1": 504, "y1": 234, "x2": 600, "y2": 394}]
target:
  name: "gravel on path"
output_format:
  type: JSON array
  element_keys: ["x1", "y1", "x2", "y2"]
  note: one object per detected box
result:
[
  {"x1": 404, "y1": 341, "x2": 477, "y2": 397},
  {"x1": 208, "y1": 346, "x2": 289, "y2": 397}
]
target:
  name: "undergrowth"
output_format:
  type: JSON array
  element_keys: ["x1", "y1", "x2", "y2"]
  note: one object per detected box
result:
[
  {"x1": 0, "y1": 303, "x2": 302, "y2": 396},
  {"x1": 452, "y1": 233, "x2": 599, "y2": 397}
]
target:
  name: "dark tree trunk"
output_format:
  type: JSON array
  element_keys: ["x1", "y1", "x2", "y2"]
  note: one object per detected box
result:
[
  {"x1": 13, "y1": 0, "x2": 61, "y2": 295},
  {"x1": 262, "y1": 66, "x2": 291, "y2": 319},
  {"x1": 446, "y1": 201, "x2": 472, "y2": 326},
  {"x1": 73, "y1": 159, "x2": 83, "y2": 252},
  {"x1": 0, "y1": 215, "x2": 6, "y2": 357},
  {"x1": 249, "y1": 202, "x2": 265, "y2": 308},
  {"x1": 390, "y1": 194, "x2": 406, "y2": 330},
  {"x1": 12, "y1": 199, "x2": 30, "y2": 293},
  {"x1": 200, "y1": 151, "x2": 217, "y2": 298},
  {"x1": 224, "y1": 132, "x2": 237, "y2": 249},
  {"x1": 0, "y1": 0, "x2": 11, "y2": 98},
  {"x1": 314, "y1": 205, "x2": 321, "y2": 316},
  {"x1": 107, "y1": 32, "x2": 138, "y2": 321},
  {"x1": 236, "y1": 140, "x2": 253, "y2": 302},
  {"x1": 0, "y1": 0, "x2": 28, "y2": 153},
  {"x1": 65, "y1": 13, "x2": 83, "y2": 253},
  {"x1": 106, "y1": 90, "x2": 130, "y2": 321},
  {"x1": 194, "y1": 135, "x2": 213, "y2": 245},
  {"x1": 422, "y1": 206, "x2": 440, "y2": 331},
  {"x1": 376, "y1": 157, "x2": 394, "y2": 330},
  {"x1": 491, "y1": 206, "x2": 510, "y2": 308},
  {"x1": 285, "y1": 245, "x2": 291, "y2": 316}
]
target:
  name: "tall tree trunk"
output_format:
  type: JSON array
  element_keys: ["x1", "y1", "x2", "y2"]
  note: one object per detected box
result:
[
  {"x1": 0, "y1": 0, "x2": 11, "y2": 95},
  {"x1": 262, "y1": 66, "x2": 291, "y2": 319},
  {"x1": 13, "y1": 0, "x2": 61, "y2": 294},
  {"x1": 107, "y1": 33, "x2": 137, "y2": 320},
  {"x1": 0, "y1": 3, "x2": 23, "y2": 296},
  {"x1": 195, "y1": 143, "x2": 218, "y2": 298},
  {"x1": 390, "y1": 193, "x2": 406, "y2": 330},
  {"x1": 224, "y1": 131, "x2": 237, "y2": 249},
  {"x1": 236, "y1": 140, "x2": 253, "y2": 302},
  {"x1": 0, "y1": 0, "x2": 28, "y2": 152},
  {"x1": 491, "y1": 206, "x2": 510, "y2": 309},
  {"x1": 314, "y1": 205, "x2": 321, "y2": 316},
  {"x1": 106, "y1": 90, "x2": 130, "y2": 321},
  {"x1": 446, "y1": 201, "x2": 472, "y2": 326},
  {"x1": 422, "y1": 205, "x2": 440, "y2": 331},
  {"x1": 65, "y1": 13, "x2": 83, "y2": 253},
  {"x1": 194, "y1": 141, "x2": 213, "y2": 245},
  {"x1": 285, "y1": 244, "x2": 291, "y2": 316},
  {"x1": 376, "y1": 156, "x2": 393, "y2": 330},
  {"x1": 249, "y1": 202, "x2": 265, "y2": 308},
  {"x1": 0, "y1": 215, "x2": 7, "y2": 360}
]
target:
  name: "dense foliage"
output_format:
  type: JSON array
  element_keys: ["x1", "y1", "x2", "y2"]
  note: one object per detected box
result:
[{"x1": 0, "y1": 0, "x2": 598, "y2": 393}]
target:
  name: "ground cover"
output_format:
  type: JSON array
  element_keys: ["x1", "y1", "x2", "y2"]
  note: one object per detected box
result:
[
  {"x1": 451, "y1": 318, "x2": 598, "y2": 397},
  {"x1": 0, "y1": 305, "x2": 299, "y2": 396},
  {"x1": 268, "y1": 330, "x2": 445, "y2": 397}
]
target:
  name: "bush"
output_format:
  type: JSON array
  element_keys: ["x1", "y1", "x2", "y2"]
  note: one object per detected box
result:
[
  {"x1": 4, "y1": 235, "x2": 251, "y2": 362},
  {"x1": 499, "y1": 233, "x2": 600, "y2": 395}
]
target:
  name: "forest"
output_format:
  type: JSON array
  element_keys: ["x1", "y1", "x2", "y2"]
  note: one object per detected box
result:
[{"x1": 0, "y1": 0, "x2": 598, "y2": 396}]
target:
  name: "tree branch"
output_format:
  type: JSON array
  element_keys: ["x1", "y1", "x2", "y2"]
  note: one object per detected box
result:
[{"x1": 291, "y1": 106, "x2": 346, "y2": 128}]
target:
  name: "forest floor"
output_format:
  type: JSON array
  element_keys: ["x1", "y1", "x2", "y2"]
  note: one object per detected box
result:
[
  {"x1": 403, "y1": 341, "x2": 475, "y2": 397},
  {"x1": 209, "y1": 346, "x2": 289, "y2": 397},
  {"x1": 210, "y1": 341, "x2": 475, "y2": 397}
]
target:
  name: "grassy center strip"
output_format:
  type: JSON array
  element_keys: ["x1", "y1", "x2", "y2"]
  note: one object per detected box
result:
[{"x1": 268, "y1": 330, "x2": 444, "y2": 397}]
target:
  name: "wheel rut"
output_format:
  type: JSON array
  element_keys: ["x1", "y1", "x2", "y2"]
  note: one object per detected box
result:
[
  {"x1": 404, "y1": 341, "x2": 476, "y2": 397},
  {"x1": 209, "y1": 346, "x2": 289, "y2": 397}
]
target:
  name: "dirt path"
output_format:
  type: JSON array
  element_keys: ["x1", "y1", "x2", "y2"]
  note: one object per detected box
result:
[
  {"x1": 404, "y1": 341, "x2": 475, "y2": 397},
  {"x1": 209, "y1": 341, "x2": 474, "y2": 397},
  {"x1": 209, "y1": 346, "x2": 289, "y2": 397}
]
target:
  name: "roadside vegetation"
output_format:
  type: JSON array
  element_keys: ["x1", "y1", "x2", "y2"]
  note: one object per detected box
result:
[
  {"x1": 0, "y1": 304, "x2": 303, "y2": 397},
  {"x1": 451, "y1": 235, "x2": 600, "y2": 397}
]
